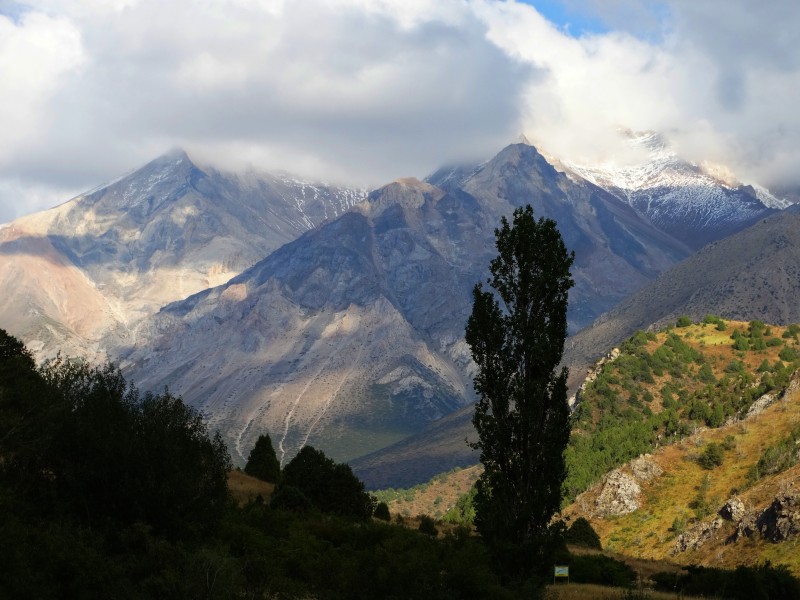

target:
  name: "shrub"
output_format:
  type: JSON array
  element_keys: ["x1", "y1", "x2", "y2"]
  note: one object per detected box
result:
[
  {"x1": 442, "y1": 486, "x2": 476, "y2": 526},
  {"x1": 270, "y1": 484, "x2": 314, "y2": 513},
  {"x1": 564, "y1": 517, "x2": 601, "y2": 549},
  {"x1": 374, "y1": 502, "x2": 391, "y2": 521},
  {"x1": 698, "y1": 442, "x2": 724, "y2": 470},
  {"x1": 417, "y1": 514, "x2": 438, "y2": 537},
  {"x1": 569, "y1": 554, "x2": 636, "y2": 587},
  {"x1": 676, "y1": 316, "x2": 693, "y2": 328}
]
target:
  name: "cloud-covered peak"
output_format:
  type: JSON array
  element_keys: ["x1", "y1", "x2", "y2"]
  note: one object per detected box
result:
[{"x1": 1, "y1": 0, "x2": 799, "y2": 222}]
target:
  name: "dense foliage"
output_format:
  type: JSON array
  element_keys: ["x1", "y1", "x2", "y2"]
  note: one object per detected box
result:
[
  {"x1": 0, "y1": 331, "x2": 231, "y2": 540},
  {"x1": 652, "y1": 563, "x2": 800, "y2": 600},
  {"x1": 280, "y1": 445, "x2": 375, "y2": 520},
  {"x1": 466, "y1": 205, "x2": 574, "y2": 574},
  {"x1": 244, "y1": 432, "x2": 281, "y2": 483},
  {"x1": 0, "y1": 330, "x2": 515, "y2": 598}
]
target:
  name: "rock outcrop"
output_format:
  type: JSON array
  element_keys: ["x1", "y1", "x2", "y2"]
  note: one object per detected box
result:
[
  {"x1": 719, "y1": 496, "x2": 746, "y2": 522},
  {"x1": 595, "y1": 470, "x2": 642, "y2": 517},
  {"x1": 731, "y1": 493, "x2": 800, "y2": 543},
  {"x1": 630, "y1": 455, "x2": 664, "y2": 482},
  {"x1": 673, "y1": 518, "x2": 724, "y2": 554},
  {"x1": 756, "y1": 494, "x2": 800, "y2": 542}
]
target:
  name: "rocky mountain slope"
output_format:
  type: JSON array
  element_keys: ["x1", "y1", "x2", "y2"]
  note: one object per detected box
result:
[
  {"x1": 122, "y1": 142, "x2": 692, "y2": 469},
  {"x1": 427, "y1": 141, "x2": 691, "y2": 330},
  {"x1": 562, "y1": 322, "x2": 800, "y2": 574},
  {"x1": 562, "y1": 130, "x2": 781, "y2": 250},
  {"x1": 0, "y1": 150, "x2": 364, "y2": 359},
  {"x1": 5, "y1": 139, "x2": 791, "y2": 485}
]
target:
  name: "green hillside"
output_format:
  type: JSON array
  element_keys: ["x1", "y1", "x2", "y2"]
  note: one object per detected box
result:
[
  {"x1": 565, "y1": 317, "x2": 800, "y2": 502},
  {"x1": 392, "y1": 318, "x2": 800, "y2": 577}
]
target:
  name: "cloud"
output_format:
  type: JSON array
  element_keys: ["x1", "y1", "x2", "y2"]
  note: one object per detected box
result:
[
  {"x1": 0, "y1": 0, "x2": 530, "y2": 222},
  {"x1": 1, "y1": 0, "x2": 799, "y2": 223}
]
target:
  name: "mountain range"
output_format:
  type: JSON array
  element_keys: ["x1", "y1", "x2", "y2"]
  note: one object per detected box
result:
[
  {"x1": 1, "y1": 135, "x2": 797, "y2": 485},
  {"x1": 0, "y1": 150, "x2": 364, "y2": 359}
]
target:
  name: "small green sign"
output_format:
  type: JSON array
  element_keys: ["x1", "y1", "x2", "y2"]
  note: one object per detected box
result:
[{"x1": 554, "y1": 565, "x2": 569, "y2": 577}]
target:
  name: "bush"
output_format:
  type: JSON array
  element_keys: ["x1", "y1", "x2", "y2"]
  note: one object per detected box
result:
[
  {"x1": 564, "y1": 517, "x2": 601, "y2": 549},
  {"x1": 569, "y1": 554, "x2": 636, "y2": 587},
  {"x1": 270, "y1": 484, "x2": 314, "y2": 513},
  {"x1": 676, "y1": 316, "x2": 693, "y2": 327},
  {"x1": 698, "y1": 442, "x2": 725, "y2": 470},
  {"x1": 418, "y1": 514, "x2": 438, "y2": 537},
  {"x1": 374, "y1": 502, "x2": 391, "y2": 521}
]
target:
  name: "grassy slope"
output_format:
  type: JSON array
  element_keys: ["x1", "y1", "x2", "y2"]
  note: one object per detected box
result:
[
  {"x1": 374, "y1": 465, "x2": 481, "y2": 519},
  {"x1": 227, "y1": 469, "x2": 274, "y2": 505},
  {"x1": 563, "y1": 321, "x2": 800, "y2": 574},
  {"x1": 564, "y1": 396, "x2": 800, "y2": 572}
]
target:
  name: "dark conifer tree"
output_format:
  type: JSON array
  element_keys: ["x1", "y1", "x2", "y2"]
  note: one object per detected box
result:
[
  {"x1": 245, "y1": 433, "x2": 281, "y2": 483},
  {"x1": 465, "y1": 205, "x2": 574, "y2": 574}
]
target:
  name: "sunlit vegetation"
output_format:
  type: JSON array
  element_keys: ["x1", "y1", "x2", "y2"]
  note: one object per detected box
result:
[{"x1": 564, "y1": 319, "x2": 800, "y2": 502}]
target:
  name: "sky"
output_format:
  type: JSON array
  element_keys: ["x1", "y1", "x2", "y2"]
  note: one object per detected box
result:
[{"x1": 1, "y1": 0, "x2": 799, "y2": 223}]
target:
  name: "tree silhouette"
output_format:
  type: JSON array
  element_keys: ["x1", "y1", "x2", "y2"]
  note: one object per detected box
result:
[
  {"x1": 465, "y1": 205, "x2": 574, "y2": 573},
  {"x1": 245, "y1": 433, "x2": 281, "y2": 483},
  {"x1": 280, "y1": 446, "x2": 374, "y2": 520}
]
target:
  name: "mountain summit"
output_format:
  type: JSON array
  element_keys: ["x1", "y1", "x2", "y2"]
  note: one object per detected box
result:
[
  {"x1": 560, "y1": 130, "x2": 780, "y2": 249},
  {"x1": 0, "y1": 151, "x2": 365, "y2": 359}
]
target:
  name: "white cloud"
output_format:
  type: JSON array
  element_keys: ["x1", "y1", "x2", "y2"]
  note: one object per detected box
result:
[
  {"x1": 0, "y1": 11, "x2": 84, "y2": 161},
  {"x1": 1, "y1": 0, "x2": 799, "y2": 222}
]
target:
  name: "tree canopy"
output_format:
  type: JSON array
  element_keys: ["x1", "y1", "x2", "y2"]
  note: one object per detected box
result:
[
  {"x1": 280, "y1": 445, "x2": 375, "y2": 520},
  {"x1": 245, "y1": 433, "x2": 281, "y2": 483},
  {"x1": 0, "y1": 330, "x2": 231, "y2": 539},
  {"x1": 465, "y1": 205, "x2": 574, "y2": 573}
]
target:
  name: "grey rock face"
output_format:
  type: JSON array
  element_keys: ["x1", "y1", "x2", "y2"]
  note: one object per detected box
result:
[
  {"x1": 756, "y1": 494, "x2": 800, "y2": 542},
  {"x1": 455, "y1": 143, "x2": 691, "y2": 332},
  {"x1": 673, "y1": 518, "x2": 724, "y2": 554},
  {"x1": 0, "y1": 150, "x2": 364, "y2": 361},
  {"x1": 719, "y1": 497, "x2": 746, "y2": 522},
  {"x1": 730, "y1": 493, "x2": 800, "y2": 543},
  {"x1": 630, "y1": 455, "x2": 663, "y2": 482},
  {"x1": 595, "y1": 470, "x2": 642, "y2": 517}
]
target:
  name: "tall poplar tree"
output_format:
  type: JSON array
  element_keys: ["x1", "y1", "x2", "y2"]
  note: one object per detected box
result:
[{"x1": 465, "y1": 205, "x2": 574, "y2": 573}]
